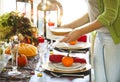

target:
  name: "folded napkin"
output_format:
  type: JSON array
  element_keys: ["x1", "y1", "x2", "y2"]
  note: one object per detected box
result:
[
  {"x1": 49, "y1": 54, "x2": 86, "y2": 63},
  {"x1": 77, "y1": 35, "x2": 87, "y2": 42}
]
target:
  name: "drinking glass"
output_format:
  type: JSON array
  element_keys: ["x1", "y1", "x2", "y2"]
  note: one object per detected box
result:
[
  {"x1": 8, "y1": 40, "x2": 21, "y2": 75},
  {"x1": 37, "y1": 40, "x2": 48, "y2": 72},
  {"x1": 0, "y1": 42, "x2": 5, "y2": 61}
]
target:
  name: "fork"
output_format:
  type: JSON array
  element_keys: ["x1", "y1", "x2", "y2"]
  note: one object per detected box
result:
[{"x1": 50, "y1": 72, "x2": 84, "y2": 78}]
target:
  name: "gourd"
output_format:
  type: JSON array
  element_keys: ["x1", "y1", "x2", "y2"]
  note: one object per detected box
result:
[
  {"x1": 17, "y1": 54, "x2": 27, "y2": 67},
  {"x1": 18, "y1": 43, "x2": 37, "y2": 58},
  {"x1": 69, "y1": 40, "x2": 77, "y2": 45},
  {"x1": 62, "y1": 56, "x2": 74, "y2": 67},
  {"x1": 5, "y1": 46, "x2": 11, "y2": 55},
  {"x1": 5, "y1": 43, "x2": 37, "y2": 58},
  {"x1": 62, "y1": 51, "x2": 74, "y2": 67}
]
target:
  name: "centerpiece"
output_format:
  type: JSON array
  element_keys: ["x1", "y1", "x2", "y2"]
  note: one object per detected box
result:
[{"x1": 0, "y1": 11, "x2": 38, "y2": 45}]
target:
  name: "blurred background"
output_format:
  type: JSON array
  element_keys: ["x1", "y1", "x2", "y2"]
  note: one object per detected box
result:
[{"x1": 0, "y1": 0, "x2": 87, "y2": 26}]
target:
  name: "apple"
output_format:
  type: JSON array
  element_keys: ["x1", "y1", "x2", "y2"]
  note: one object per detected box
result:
[{"x1": 38, "y1": 36, "x2": 45, "y2": 43}]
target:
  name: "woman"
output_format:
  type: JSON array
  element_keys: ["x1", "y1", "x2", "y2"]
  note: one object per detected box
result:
[{"x1": 60, "y1": 0, "x2": 120, "y2": 82}]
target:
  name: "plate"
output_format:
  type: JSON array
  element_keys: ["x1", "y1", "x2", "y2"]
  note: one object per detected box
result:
[
  {"x1": 49, "y1": 62, "x2": 85, "y2": 71},
  {"x1": 50, "y1": 28, "x2": 72, "y2": 36},
  {"x1": 42, "y1": 62, "x2": 91, "y2": 73},
  {"x1": 55, "y1": 42, "x2": 90, "y2": 50}
]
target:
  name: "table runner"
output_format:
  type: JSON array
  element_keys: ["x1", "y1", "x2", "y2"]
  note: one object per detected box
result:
[{"x1": 0, "y1": 54, "x2": 39, "y2": 82}]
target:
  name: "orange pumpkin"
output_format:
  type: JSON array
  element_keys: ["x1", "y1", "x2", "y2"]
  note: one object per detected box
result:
[
  {"x1": 17, "y1": 54, "x2": 27, "y2": 67},
  {"x1": 69, "y1": 40, "x2": 77, "y2": 45},
  {"x1": 18, "y1": 43, "x2": 37, "y2": 58},
  {"x1": 5, "y1": 46, "x2": 11, "y2": 55},
  {"x1": 5, "y1": 43, "x2": 37, "y2": 58},
  {"x1": 62, "y1": 56, "x2": 74, "y2": 67}
]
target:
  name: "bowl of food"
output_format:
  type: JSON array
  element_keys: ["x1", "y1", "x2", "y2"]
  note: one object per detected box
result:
[{"x1": 50, "y1": 28, "x2": 72, "y2": 36}]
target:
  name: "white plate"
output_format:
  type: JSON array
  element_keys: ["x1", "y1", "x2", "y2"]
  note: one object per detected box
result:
[
  {"x1": 50, "y1": 28, "x2": 72, "y2": 36},
  {"x1": 42, "y1": 62, "x2": 91, "y2": 73},
  {"x1": 55, "y1": 42, "x2": 91, "y2": 50},
  {"x1": 49, "y1": 62, "x2": 86, "y2": 71}
]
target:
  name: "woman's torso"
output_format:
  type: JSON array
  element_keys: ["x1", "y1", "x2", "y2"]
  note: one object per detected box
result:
[{"x1": 86, "y1": 0, "x2": 109, "y2": 33}]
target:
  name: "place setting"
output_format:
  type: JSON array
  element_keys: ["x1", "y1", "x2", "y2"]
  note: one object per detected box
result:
[
  {"x1": 42, "y1": 50, "x2": 91, "y2": 78},
  {"x1": 48, "y1": 30, "x2": 91, "y2": 53}
]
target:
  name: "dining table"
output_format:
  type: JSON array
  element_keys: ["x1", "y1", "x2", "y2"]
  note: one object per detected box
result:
[
  {"x1": 29, "y1": 45, "x2": 92, "y2": 82},
  {"x1": 0, "y1": 39, "x2": 92, "y2": 82}
]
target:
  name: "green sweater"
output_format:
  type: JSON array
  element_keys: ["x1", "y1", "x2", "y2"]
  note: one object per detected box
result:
[{"x1": 97, "y1": 0, "x2": 120, "y2": 44}]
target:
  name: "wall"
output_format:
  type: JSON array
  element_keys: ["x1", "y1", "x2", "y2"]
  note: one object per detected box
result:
[{"x1": 0, "y1": 0, "x2": 16, "y2": 15}]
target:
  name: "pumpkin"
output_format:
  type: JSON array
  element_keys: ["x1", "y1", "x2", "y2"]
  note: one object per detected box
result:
[
  {"x1": 5, "y1": 43, "x2": 37, "y2": 58},
  {"x1": 5, "y1": 46, "x2": 11, "y2": 55},
  {"x1": 69, "y1": 40, "x2": 77, "y2": 45},
  {"x1": 17, "y1": 54, "x2": 27, "y2": 67},
  {"x1": 18, "y1": 43, "x2": 37, "y2": 58},
  {"x1": 62, "y1": 56, "x2": 74, "y2": 67}
]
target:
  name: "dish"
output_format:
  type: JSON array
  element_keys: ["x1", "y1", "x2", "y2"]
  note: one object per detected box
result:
[
  {"x1": 55, "y1": 42, "x2": 91, "y2": 50},
  {"x1": 49, "y1": 62, "x2": 85, "y2": 71},
  {"x1": 42, "y1": 62, "x2": 91, "y2": 73},
  {"x1": 50, "y1": 28, "x2": 72, "y2": 36}
]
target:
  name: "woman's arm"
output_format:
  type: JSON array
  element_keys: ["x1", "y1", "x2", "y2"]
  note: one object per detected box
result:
[
  {"x1": 61, "y1": 13, "x2": 89, "y2": 29},
  {"x1": 97, "y1": 0, "x2": 119, "y2": 27},
  {"x1": 60, "y1": 19, "x2": 103, "y2": 42}
]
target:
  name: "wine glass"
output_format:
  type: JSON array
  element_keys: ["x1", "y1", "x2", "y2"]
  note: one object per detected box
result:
[
  {"x1": 37, "y1": 40, "x2": 48, "y2": 73},
  {"x1": 8, "y1": 40, "x2": 21, "y2": 76},
  {"x1": 0, "y1": 42, "x2": 5, "y2": 61}
]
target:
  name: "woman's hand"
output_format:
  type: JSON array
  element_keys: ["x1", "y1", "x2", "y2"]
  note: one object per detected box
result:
[
  {"x1": 60, "y1": 19, "x2": 103, "y2": 43},
  {"x1": 60, "y1": 28, "x2": 82, "y2": 43}
]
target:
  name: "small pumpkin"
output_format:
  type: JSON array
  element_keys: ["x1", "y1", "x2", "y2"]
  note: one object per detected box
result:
[
  {"x1": 69, "y1": 40, "x2": 77, "y2": 45},
  {"x1": 5, "y1": 46, "x2": 11, "y2": 55},
  {"x1": 62, "y1": 56, "x2": 74, "y2": 67},
  {"x1": 17, "y1": 54, "x2": 27, "y2": 67}
]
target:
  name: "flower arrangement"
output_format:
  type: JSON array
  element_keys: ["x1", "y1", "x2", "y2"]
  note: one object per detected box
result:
[{"x1": 0, "y1": 11, "x2": 38, "y2": 45}]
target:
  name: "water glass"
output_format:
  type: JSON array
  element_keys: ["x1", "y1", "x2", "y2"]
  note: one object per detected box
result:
[{"x1": 8, "y1": 40, "x2": 21, "y2": 76}]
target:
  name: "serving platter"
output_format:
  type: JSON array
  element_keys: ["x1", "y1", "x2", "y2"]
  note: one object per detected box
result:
[{"x1": 50, "y1": 28, "x2": 72, "y2": 36}]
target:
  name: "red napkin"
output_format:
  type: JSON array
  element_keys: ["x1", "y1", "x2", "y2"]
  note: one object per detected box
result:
[
  {"x1": 77, "y1": 35, "x2": 87, "y2": 42},
  {"x1": 49, "y1": 54, "x2": 64, "y2": 63},
  {"x1": 73, "y1": 57, "x2": 86, "y2": 63},
  {"x1": 49, "y1": 54, "x2": 86, "y2": 63}
]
